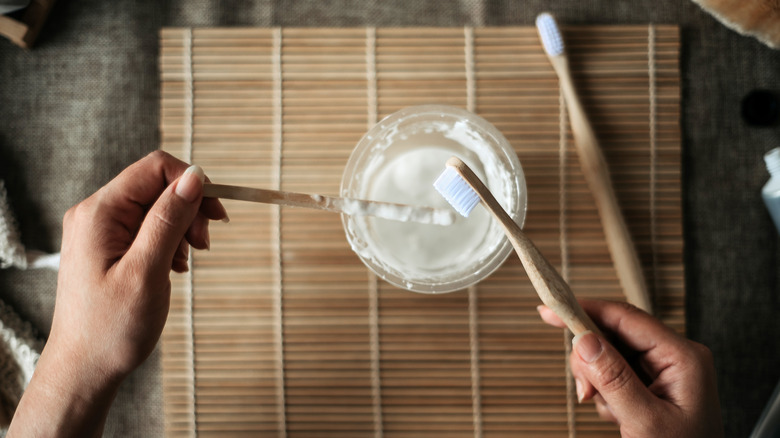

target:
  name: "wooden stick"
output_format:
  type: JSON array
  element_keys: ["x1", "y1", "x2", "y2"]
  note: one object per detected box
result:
[{"x1": 203, "y1": 183, "x2": 455, "y2": 226}]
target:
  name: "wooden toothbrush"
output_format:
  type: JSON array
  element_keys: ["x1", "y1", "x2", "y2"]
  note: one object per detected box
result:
[
  {"x1": 536, "y1": 12, "x2": 653, "y2": 314},
  {"x1": 434, "y1": 157, "x2": 602, "y2": 336},
  {"x1": 203, "y1": 183, "x2": 456, "y2": 226}
]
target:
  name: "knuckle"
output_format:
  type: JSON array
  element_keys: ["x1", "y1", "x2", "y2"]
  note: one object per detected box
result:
[
  {"x1": 146, "y1": 149, "x2": 170, "y2": 162},
  {"x1": 61, "y1": 200, "x2": 100, "y2": 258},
  {"x1": 615, "y1": 300, "x2": 644, "y2": 316},
  {"x1": 143, "y1": 150, "x2": 175, "y2": 173},
  {"x1": 594, "y1": 354, "x2": 634, "y2": 394},
  {"x1": 153, "y1": 208, "x2": 178, "y2": 231},
  {"x1": 594, "y1": 401, "x2": 614, "y2": 423},
  {"x1": 64, "y1": 200, "x2": 92, "y2": 227},
  {"x1": 62, "y1": 205, "x2": 77, "y2": 227},
  {"x1": 688, "y1": 340, "x2": 714, "y2": 364},
  {"x1": 149, "y1": 201, "x2": 187, "y2": 240}
]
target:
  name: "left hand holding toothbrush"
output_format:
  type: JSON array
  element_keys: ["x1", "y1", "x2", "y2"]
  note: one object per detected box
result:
[
  {"x1": 538, "y1": 299, "x2": 723, "y2": 438},
  {"x1": 8, "y1": 151, "x2": 228, "y2": 438}
]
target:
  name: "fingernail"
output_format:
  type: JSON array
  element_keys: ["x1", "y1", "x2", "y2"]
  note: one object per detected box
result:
[
  {"x1": 575, "y1": 378, "x2": 584, "y2": 403},
  {"x1": 572, "y1": 331, "x2": 603, "y2": 363},
  {"x1": 536, "y1": 305, "x2": 544, "y2": 314},
  {"x1": 176, "y1": 165, "x2": 205, "y2": 203},
  {"x1": 214, "y1": 201, "x2": 231, "y2": 223}
]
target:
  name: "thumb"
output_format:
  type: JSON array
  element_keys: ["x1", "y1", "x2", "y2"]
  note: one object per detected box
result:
[
  {"x1": 572, "y1": 331, "x2": 656, "y2": 423},
  {"x1": 125, "y1": 165, "x2": 205, "y2": 279}
]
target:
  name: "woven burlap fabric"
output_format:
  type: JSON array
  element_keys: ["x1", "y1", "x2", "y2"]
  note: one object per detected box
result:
[{"x1": 1, "y1": 1, "x2": 779, "y2": 436}]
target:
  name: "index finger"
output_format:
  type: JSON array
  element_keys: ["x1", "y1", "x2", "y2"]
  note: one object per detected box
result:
[
  {"x1": 98, "y1": 151, "x2": 227, "y2": 231},
  {"x1": 539, "y1": 299, "x2": 689, "y2": 381},
  {"x1": 577, "y1": 299, "x2": 686, "y2": 353}
]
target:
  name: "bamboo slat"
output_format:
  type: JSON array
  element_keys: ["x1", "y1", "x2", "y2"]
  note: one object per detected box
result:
[{"x1": 160, "y1": 25, "x2": 682, "y2": 438}]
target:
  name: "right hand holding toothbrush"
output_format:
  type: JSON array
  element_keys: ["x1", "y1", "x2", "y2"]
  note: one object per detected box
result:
[{"x1": 538, "y1": 299, "x2": 723, "y2": 438}]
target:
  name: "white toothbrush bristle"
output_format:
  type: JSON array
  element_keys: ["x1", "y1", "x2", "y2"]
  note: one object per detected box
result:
[
  {"x1": 536, "y1": 12, "x2": 564, "y2": 56},
  {"x1": 433, "y1": 166, "x2": 481, "y2": 217}
]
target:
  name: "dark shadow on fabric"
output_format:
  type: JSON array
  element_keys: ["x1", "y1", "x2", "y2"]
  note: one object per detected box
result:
[{"x1": 0, "y1": 135, "x2": 54, "y2": 253}]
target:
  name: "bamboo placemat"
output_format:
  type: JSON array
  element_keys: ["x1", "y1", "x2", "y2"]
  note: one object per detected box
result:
[{"x1": 159, "y1": 26, "x2": 682, "y2": 438}]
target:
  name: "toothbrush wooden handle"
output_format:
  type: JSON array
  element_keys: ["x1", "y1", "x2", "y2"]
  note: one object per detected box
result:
[
  {"x1": 550, "y1": 56, "x2": 653, "y2": 314},
  {"x1": 448, "y1": 158, "x2": 601, "y2": 336},
  {"x1": 501, "y1": 215, "x2": 603, "y2": 337}
]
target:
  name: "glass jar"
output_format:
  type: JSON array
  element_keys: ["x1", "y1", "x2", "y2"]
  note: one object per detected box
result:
[{"x1": 341, "y1": 105, "x2": 527, "y2": 293}]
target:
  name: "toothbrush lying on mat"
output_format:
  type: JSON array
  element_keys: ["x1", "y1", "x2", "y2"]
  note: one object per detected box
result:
[
  {"x1": 203, "y1": 183, "x2": 456, "y2": 226},
  {"x1": 434, "y1": 157, "x2": 601, "y2": 336},
  {"x1": 536, "y1": 13, "x2": 653, "y2": 314}
]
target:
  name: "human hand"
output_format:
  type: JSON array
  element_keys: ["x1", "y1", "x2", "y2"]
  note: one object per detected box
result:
[
  {"x1": 9, "y1": 151, "x2": 227, "y2": 437},
  {"x1": 538, "y1": 299, "x2": 723, "y2": 438},
  {"x1": 50, "y1": 151, "x2": 227, "y2": 382}
]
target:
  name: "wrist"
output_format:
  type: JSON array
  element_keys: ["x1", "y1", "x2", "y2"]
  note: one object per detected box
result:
[
  {"x1": 7, "y1": 343, "x2": 124, "y2": 438},
  {"x1": 37, "y1": 337, "x2": 125, "y2": 401}
]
